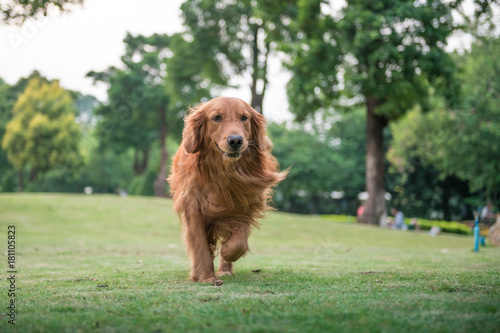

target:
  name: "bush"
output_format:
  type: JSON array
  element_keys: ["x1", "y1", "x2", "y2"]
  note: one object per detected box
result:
[
  {"x1": 127, "y1": 170, "x2": 156, "y2": 196},
  {"x1": 320, "y1": 215, "x2": 472, "y2": 235},
  {"x1": 413, "y1": 218, "x2": 472, "y2": 235},
  {"x1": 320, "y1": 215, "x2": 356, "y2": 223},
  {"x1": 0, "y1": 169, "x2": 17, "y2": 192}
]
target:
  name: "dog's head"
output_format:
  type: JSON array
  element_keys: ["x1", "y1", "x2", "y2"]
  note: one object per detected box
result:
[{"x1": 182, "y1": 97, "x2": 266, "y2": 160}]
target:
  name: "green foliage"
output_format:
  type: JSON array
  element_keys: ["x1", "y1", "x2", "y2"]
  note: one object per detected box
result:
[
  {"x1": 389, "y1": 37, "x2": 500, "y2": 203},
  {"x1": 0, "y1": 72, "x2": 49, "y2": 176},
  {"x1": 0, "y1": 75, "x2": 104, "y2": 194},
  {"x1": 180, "y1": 0, "x2": 297, "y2": 112},
  {"x1": 164, "y1": 33, "x2": 214, "y2": 113},
  {"x1": 88, "y1": 32, "x2": 183, "y2": 195},
  {"x1": 287, "y1": 0, "x2": 459, "y2": 120},
  {"x1": 73, "y1": 93, "x2": 100, "y2": 125},
  {"x1": 285, "y1": 0, "x2": 472, "y2": 225},
  {"x1": 127, "y1": 170, "x2": 157, "y2": 197},
  {"x1": 269, "y1": 122, "x2": 343, "y2": 214},
  {"x1": 319, "y1": 214, "x2": 357, "y2": 223},
  {"x1": 327, "y1": 108, "x2": 366, "y2": 197},
  {"x1": 269, "y1": 111, "x2": 365, "y2": 214},
  {"x1": 414, "y1": 218, "x2": 472, "y2": 235},
  {"x1": 1, "y1": 77, "x2": 82, "y2": 175},
  {"x1": 78, "y1": 147, "x2": 134, "y2": 194},
  {"x1": 1, "y1": 0, "x2": 83, "y2": 23},
  {"x1": 0, "y1": 169, "x2": 17, "y2": 192},
  {"x1": 0, "y1": 78, "x2": 12, "y2": 176},
  {"x1": 87, "y1": 33, "x2": 170, "y2": 155},
  {"x1": 387, "y1": 158, "x2": 473, "y2": 221},
  {"x1": 320, "y1": 214, "x2": 473, "y2": 235}
]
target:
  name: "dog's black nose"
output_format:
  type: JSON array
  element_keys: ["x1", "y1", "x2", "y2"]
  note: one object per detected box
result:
[{"x1": 227, "y1": 135, "x2": 243, "y2": 150}]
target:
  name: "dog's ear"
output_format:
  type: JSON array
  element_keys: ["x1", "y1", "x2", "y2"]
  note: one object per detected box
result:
[
  {"x1": 183, "y1": 104, "x2": 206, "y2": 154},
  {"x1": 250, "y1": 106, "x2": 267, "y2": 152}
]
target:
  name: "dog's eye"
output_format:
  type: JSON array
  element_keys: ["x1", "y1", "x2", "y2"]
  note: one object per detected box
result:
[
  {"x1": 241, "y1": 115, "x2": 248, "y2": 122},
  {"x1": 213, "y1": 115, "x2": 222, "y2": 122}
]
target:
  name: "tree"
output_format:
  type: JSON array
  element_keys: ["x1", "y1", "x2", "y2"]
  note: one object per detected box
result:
[
  {"x1": 79, "y1": 146, "x2": 135, "y2": 194},
  {"x1": 180, "y1": 0, "x2": 295, "y2": 114},
  {"x1": 164, "y1": 33, "x2": 214, "y2": 111},
  {"x1": 88, "y1": 34, "x2": 167, "y2": 196},
  {"x1": 387, "y1": 155, "x2": 473, "y2": 221},
  {"x1": 269, "y1": 123, "x2": 343, "y2": 214},
  {"x1": 285, "y1": 0, "x2": 468, "y2": 224},
  {"x1": 269, "y1": 110, "x2": 366, "y2": 215},
  {"x1": 327, "y1": 108, "x2": 367, "y2": 202},
  {"x1": 0, "y1": 72, "x2": 53, "y2": 191},
  {"x1": 88, "y1": 33, "x2": 193, "y2": 197},
  {"x1": 2, "y1": 78, "x2": 82, "y2": 191},
  {"x1": 1, "y1": 0, "x2": 83, "y2": 24},
  {"x1": 0, "y1": 78, "x2": 12, "y2": 184},
  {"x1": 389, "y1": 37, "x2": 500, "y2": 207},
  {"x1": 88, "y1": 68, "x2": 155, "y2": 176}
]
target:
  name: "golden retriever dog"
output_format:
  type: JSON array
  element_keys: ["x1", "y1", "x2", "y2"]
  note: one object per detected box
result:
[{"x1": 167, "y1": 97, "x2": 287, "y2": 286}]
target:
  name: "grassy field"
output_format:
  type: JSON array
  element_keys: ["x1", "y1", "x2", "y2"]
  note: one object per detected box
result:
[{"x1": 0, "y1": 193, "x2": 499, "y2": 333}]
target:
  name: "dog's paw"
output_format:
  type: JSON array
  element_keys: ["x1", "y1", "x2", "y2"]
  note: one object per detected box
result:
[
  {"x1": 212, "y1": 279, "x2": 224, "y2": 286},
  {"x1": 216, "y1": 270, "x2": 233, "y2": 277},
  {"x1": 200, "y1": 277, "x2": 224, "y2": 286}
]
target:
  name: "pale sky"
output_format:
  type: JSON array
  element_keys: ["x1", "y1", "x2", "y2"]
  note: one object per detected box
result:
[{"x1": 0, "y1": 0, "x2": 293, "y2": 122}]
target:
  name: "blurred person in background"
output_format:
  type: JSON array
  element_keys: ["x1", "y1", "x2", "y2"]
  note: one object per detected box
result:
[
  {"x1": 408, "y1": 217, "x2": 421, "y2": 231},
  {"x1": 481, "y1": 203, "x2": 495, "y2": 226},
  {"x1": 356, "y1": 203, "x2": 365, "y2": 222},
  {"x1": 391, "y1": 207, "x2": 406, "y2": 230}
]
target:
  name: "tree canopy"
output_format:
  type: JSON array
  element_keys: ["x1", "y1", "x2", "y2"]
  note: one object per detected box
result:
[
  {"x1": 389, "y1": 37, "x2": 500, "y2": 204},
  {"x1": 270, "y1": 108, "x2": 366, "y2": 215},
  {"x1": 2, "y1": 77, "x2": 82, "y2": 190},
  {"x1": 180, "y1": 0, "x2": 296, "y2": 113},
  {"x1": 284, "y1": 0, "x2": 489, "y2": 224},
  {"x1": 1, "y1": 0, "x2": 83, "y2": 24},
  {"x1": 87, "y1": 34, "x2": 172, "y2": 173},
  {"x1": 88, "y1": 32, "x2": 208, "y2": 196}
]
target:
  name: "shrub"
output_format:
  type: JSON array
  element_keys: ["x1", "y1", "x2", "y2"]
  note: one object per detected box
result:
[
  {"x1": 413, "y1": 218, "x2": 472, "y2": 235},
  {"x1": 320, "y1": 215, "x2": 472, "y2": 235}
]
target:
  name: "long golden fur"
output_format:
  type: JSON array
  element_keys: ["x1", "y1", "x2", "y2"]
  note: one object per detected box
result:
[{"x1": 167, "y1": 97, "x2": 287, "y2": 286}]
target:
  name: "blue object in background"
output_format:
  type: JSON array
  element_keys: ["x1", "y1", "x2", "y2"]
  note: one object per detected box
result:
[
  {"x1": 474, "y1": 206, "x2": 481, "y2": 252},
  {"x1": 474, "y1": 219, "x2": 480, "y2": 252}
]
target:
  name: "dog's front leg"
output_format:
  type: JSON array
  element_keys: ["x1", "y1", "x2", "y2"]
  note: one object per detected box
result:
[
  {"x1": 217, "y1": 224, "x2": 250, "y2": 277},
  {"x1": 183, "y1": 212, "x2": 223, "y2": 286},
  {"x1": 217, "y1": 257, "x2": 233, "y2": 276}
]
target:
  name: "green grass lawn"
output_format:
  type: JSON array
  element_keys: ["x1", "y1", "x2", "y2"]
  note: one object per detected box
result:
[{"x1": 1, "y1": 193, "x2": 499, "y2": 333}]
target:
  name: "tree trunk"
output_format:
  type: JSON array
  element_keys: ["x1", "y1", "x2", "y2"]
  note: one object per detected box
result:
[
  {"x1": 140, "y1": 147, "x2": 149, "y2": 174},
  {"x1": 251, "y1": 90, "x2": 264, "y2": 114},
  {"x1": 133, "y1": 149, "x2": 140, "y2": 175},
  {"x1": 154, "y1": 107, "x2": 169, "y2": 198},
  {"x1": 249, "y1": 23, "x2": 269, "y2": 114},
  {"x1": 360, "y1": 97, "x2": 387, "y2": 225},
  {"x1": 442, "y1": 178, "x2": 451, "y2": 221},
  {"x1": 133, "y1": 148, "x2": 149, "y2": 175},
  {"x1": 29, "y1": 168, "x2": 37, "y2": 182},
  {"x1": 18, "y1": 170, "x2": 24, "y2": 192},
  {"x1": 310, "y1": 193, "x2": 318, "y2": 215}
]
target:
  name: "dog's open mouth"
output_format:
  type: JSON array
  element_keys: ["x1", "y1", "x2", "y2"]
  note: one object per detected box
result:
[{"x1": 215, "y1": 143, "x2": 240, "y2": 159}]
